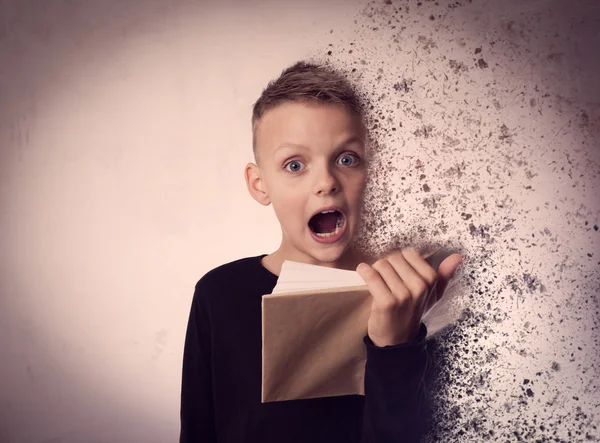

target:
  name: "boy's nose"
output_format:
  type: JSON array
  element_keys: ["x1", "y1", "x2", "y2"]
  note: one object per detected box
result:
[
  {"x1": 317, "y1": 185, "x2": 338, "y2": 195},
  {"x1": 314, "y1": 168, "x2": 340, "y2": 195}
]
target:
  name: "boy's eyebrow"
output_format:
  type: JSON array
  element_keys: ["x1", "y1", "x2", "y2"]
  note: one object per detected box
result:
[
  {"x1": 275, "y1": 136, "x2": 365, "y2": 153},
  {"x1": 338, "y1": 136, "x2": 365, "y2": 149},
  {"x1": 275, "y1": 143, "x2": 309, "y2": 153}
]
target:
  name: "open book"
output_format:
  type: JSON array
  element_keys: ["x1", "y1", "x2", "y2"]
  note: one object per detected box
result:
[{"x1": 261, "y1": 250, "x2": 465, "y2": 403}]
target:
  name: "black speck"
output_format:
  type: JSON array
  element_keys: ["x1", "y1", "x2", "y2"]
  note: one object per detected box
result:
[
  {"x1": 477, "y1": 58, "x2": 488, "y2": 69},
  {"x1": 429, "y1": 15, "x2": 435, "y2": 20},
  {"x1": 523, "y1": 379, "x2": 530, "y2": 384},
  {"x1": 551, "y1": 361, "x2": 561, "y2": 371},
  {"x1": 393, "y1": 78, "x2": 414, "y2": 93},
  {"x1": 594, "y1": 224, "x2": 598, "y2": 231},
  {"x1": 327, "y1": 50, "x2": 332, "y2": 56},
  {"x1": 526, "y1": 388, "x2": 534, "y2": 397},
  {"x1": 423, "y1": 184, "x2": 431, "y2": 192},
  {"x1": 475, "y1": 47, "x2": 482, "y2": 54}
]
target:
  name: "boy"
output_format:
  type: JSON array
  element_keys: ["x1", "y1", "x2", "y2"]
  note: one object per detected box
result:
[{"x1": 180, "y1": 61, "x2": 463, "y2": 442}]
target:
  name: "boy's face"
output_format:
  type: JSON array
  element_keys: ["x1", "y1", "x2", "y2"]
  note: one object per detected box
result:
[{"x1": 246, "y1": 101, "x2": 367, "y2": 266}]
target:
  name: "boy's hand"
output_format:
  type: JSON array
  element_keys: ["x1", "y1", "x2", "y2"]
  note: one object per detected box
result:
[{"x1": 356, "y1": 248, "x2": 463, "y2": 347}]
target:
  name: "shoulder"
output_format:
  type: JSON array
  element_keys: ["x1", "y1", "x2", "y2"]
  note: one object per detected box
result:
[{"x1": 193, "y1": 255, "x2": 265, "y2": 299}]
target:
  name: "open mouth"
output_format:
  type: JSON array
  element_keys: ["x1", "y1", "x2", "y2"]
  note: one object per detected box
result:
[{"x1": 308, "y1": 210, "x2": 346, "y2": 238}]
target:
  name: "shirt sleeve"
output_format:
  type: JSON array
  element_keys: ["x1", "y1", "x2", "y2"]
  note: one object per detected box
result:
[
  {"x1": 360, "y1": 322, "x2": 429, "y2": 443},
  {"x1": 179, "y1": 281, "x2": 217, "y2": 443}
]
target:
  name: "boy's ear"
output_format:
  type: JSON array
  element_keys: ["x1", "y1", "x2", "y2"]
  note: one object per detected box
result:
[{"x1": 244, "y1": 162, "x2": 271, "y2": 206}]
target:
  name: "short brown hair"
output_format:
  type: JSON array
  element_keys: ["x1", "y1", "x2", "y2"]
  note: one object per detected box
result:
[{"x1": 251, "y1": 61, "x2": 365, "y2": 163}]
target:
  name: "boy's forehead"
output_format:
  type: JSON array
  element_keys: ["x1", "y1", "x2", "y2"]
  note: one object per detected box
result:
[{"x1": 255, "y1": 101, "x2": 366, "y2": 153}]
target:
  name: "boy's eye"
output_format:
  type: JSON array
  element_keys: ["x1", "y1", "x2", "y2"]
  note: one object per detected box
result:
[
  {"x1": 338, "y1": 153, "x2": 359, "y2": 167},
  {"x1": 284, "y1": 160, "x2": 304, "y2": 173}
]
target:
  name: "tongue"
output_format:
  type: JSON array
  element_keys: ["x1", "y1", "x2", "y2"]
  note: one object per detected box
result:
[{"x1": 310, "y1": 212, "x2": 339, "y2": 234}]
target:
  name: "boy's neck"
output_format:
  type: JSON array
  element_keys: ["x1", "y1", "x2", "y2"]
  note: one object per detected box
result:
[{"x1": 260, "y1": 244, "x2": 373, "y2": 277}]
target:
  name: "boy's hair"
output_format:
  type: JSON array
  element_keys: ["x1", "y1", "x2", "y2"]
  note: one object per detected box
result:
[{"x1": 251, "y1": 61, "x2": 365, "y2": 163}]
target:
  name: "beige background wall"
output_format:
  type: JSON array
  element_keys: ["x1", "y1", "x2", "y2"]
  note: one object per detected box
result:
[{"x1": 1, "y1": 0, "x2": 599, "y2": 442}]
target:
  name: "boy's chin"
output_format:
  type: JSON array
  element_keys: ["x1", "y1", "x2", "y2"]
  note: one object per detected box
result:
[
  {"x1": 309, "y1": 249, "x2": 345, "y2": 264},
  {"x1": 304, "y1": 237, "x2": 353, "y2": 265}
]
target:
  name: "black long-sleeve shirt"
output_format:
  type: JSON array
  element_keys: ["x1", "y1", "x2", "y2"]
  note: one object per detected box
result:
[{"x1": 180, "y1": 254, "x2": 429, "y2": 443}]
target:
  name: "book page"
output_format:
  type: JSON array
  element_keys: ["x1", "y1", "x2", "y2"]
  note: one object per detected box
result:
[{"x1": 271, "y1": 260, "x2": 366, "y2": 294}]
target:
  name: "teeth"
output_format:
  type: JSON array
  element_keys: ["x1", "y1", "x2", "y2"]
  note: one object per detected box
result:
[
  {"x1": 314, "y1": 224, "x2": 342, "y2": 237},
  {"x1": 320, "y1": 209, "x2": 337, "y2": 214},
  {"x1": 314, "y1": 215, "x2": 345, "y2": 238}
]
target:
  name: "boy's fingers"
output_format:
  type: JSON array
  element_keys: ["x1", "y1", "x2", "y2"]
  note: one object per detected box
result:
[
  {"x1": 385, "y1": 249, "x2": 434, "y2": 302},
  {"x1": 371, "y1": 258, "x2": 411, "y2": 303},
  {"x1": 358, "y1": 248, "x2": 458, "y2": 312},
  {"x1": 399, "y1": 248, "x2": 438, "y2": 286},
  {"x1": 402, "y1": 248, "x2": 440, "y2": 310},
  {"x1": 437, "y1": 253, "x2": 463, "y2": 281},
  {"x1": 356, "y1": 262, "x2": 397, "y2": 309}
]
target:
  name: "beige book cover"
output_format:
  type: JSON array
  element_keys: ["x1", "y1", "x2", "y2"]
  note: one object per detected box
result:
[{"x1": 261, "y1": 250, "x2": 465, "y2": 403}]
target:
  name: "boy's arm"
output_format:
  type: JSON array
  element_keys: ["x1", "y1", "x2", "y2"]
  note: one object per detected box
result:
[
  {"x1": 360, "y1": 322, "x2": 429, "y2": 443},
  {"x1": 180, "y1": 282, "x2": 217, "y2": 443},
  {"x1": 353, "y1": 248, "x2": 461, "y2": 441}
]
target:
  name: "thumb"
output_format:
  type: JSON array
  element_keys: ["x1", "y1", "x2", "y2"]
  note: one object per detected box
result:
[
  {"x1": 438, "y1": 253, "x2": 463, "y2": 282},
  {"x1": 424, "y1": 254, "x2": 462, "y2": 311}
]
